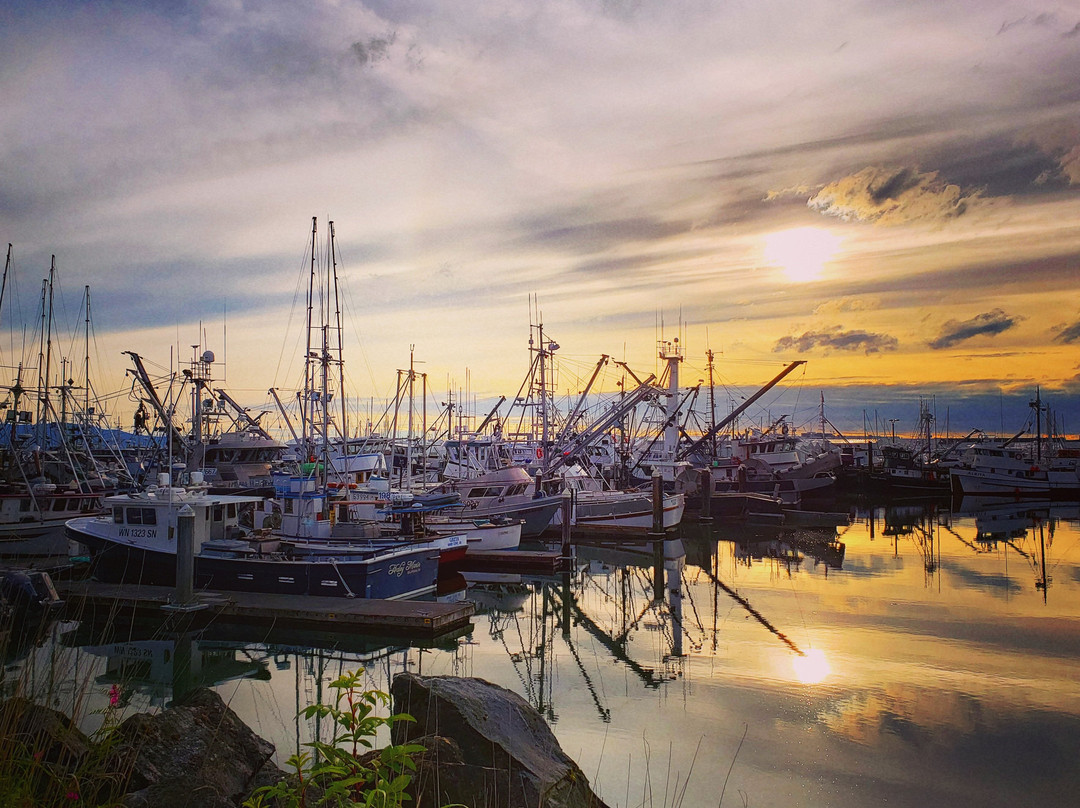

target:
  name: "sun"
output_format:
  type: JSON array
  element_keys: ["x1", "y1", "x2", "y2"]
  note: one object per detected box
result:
[{"x1": 763, "y1": 227, "x2": 841, "y2": 283}]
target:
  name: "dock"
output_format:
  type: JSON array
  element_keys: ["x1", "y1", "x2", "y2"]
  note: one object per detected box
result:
[
  {"x1": 56, "y1": 580, "x2": 476, "y2": 639},
  {"x1": 457, "y1": 549, "x2": 562, "y2": 574}
]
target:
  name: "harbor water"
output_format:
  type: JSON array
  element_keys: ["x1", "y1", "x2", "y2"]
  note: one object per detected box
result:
[{"x1": 5, "y1": 497, "x2": 1080, "y2": 807}]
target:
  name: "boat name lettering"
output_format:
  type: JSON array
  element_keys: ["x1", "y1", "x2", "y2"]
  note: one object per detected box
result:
[
  {"x1": 117, "y1": 528, "x2": 155, "y2": 539},
  {"x1": 388, "y1": 560, "x2": 423, "y2": 577}
]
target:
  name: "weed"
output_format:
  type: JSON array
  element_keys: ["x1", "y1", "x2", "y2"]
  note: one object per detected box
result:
[{"x1": 244, "y1": 668, "x2": 462, "y2": 808}]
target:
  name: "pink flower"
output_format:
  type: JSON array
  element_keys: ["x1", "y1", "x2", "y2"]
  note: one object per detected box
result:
[
  {"x1": 66, "y1": 791, "x2": 79, "y2": 800},
  {"x1": 108, "y1": 684, "x2": 120, "y2": 706}
]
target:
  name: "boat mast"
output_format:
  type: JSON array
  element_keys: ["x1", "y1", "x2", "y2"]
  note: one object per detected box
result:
[
  {"x1": 302, "y1": 216, "x2": 317, "y2": 460},
  {"x1": 36, "y1": 278, "x2": 46, "y2": 434},
  {"x1": 421, "y1": 369, "x2": 428, "y2": 478},
  {"x1": 407, "y1": 345, "x2": 415, "y2": 491},
  {"x1": 706, "y1": 348, "x2": 717, "y2": 457},
  {"x1": 1030, "y1": 386, "x2": 1043, "y2": 462},
  {"x1": 84, "y1": 286, "x2": 91, "y2": 418},
  {"x1": 320, "y1": 223, "x2": 332, "y2": 486},
  {"x1": 318, "y1": 221, "x2": 333, "y2": 497},
  {"x1": 330, "y1": 221, "x2": 348, "y2": 443},
  {"x1": 537, "y1": 318, "x2": 548, "y2": 469},
  {"x1": 0, "y1": 245, "x2": 10, "y2": 345}
]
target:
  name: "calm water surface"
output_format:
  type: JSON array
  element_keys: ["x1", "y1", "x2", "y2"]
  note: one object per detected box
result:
[{"x1": 5, "y1": 497, "x2": 1079, "y2": 807}]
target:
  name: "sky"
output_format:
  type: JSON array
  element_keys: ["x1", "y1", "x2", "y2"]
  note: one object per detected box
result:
[{"x1": 2, "y1": 0, "x2": 1080, "y2": 437}]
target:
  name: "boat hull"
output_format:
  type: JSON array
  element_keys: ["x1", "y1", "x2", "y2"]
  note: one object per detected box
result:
[
  {"x1": 949, "y1": 467, "x2": 1050, "y2": 497},
  {"x1": 550, "y1": 492, "x2": 686, "y2": 535},
  {"x1": 65, "y1": 523, "x2": 439, "y2": 600}
]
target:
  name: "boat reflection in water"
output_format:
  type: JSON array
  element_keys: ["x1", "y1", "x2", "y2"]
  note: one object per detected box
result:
[{"x1": 4, "y1": 495, "x2": 1080, "y2": 808}]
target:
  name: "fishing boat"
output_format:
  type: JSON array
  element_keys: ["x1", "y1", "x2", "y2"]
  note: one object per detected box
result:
[
  {"x1": 269, "y1": 473, "x2": 468, "y2": 565},
  {"x1": 64, "y1": 475, "x2": 440, "y2": 599},
  {"x1": 948, "y1": 442, "x2": 1052, "y2": 497},
  {"x1": 432, "y1": 466, "x2": 563, "y2": 538},
  {"x1": 548, "y1": 464, "x2": 684, "y2": 536},
  {"x1": 125, "y1": 349, "x2": 288, "y2": 495}
]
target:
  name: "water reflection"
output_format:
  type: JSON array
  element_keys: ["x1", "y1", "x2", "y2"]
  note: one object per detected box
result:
[{"x1": 2, "y1": 497, "x2": 1079, "y2": 808}]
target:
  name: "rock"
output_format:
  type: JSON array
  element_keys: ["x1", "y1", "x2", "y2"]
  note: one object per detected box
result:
[
  {"x1": 113, "y1": 686, "x2": 280, "y2": 807},
  {"x1": 391, "y1": 673, "x2": 610, "y2": 808},
  {"x1": 0, "y1": 696, "x2": 90, "y2": 768}
]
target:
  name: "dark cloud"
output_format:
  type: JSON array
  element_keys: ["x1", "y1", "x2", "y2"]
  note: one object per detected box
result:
[
  {"x1": 868, "y1": 168, "x2": 921, "y2": 203},
  {"x1": 929, "y1": 309, "x2": 1019, "y2": 350},
  {"x1": 515, "y1": 212, "x2": 694, "y2": 254},
  {"x1": 773, "y1": 327, "x2": 898, "y2": 355},
  {"x1": 350, "y1": 33, "x2": 397, "y2": 67},
  {"x1": 1018, "y1": 122, "x2": 1080, "y2": 186},
  {"x1": 1054, "y1": 320, "x2": 1080, "y2": 343},
  {"x1": 808, "y1": 166, "x2": 979, "y2": 225},
  {"x1": 933, "y1": 136, "x2": 1070, "y2": 196},
  {"x1": 998, "y1": 13, "x2": 1065, "y2": 35},
  {"x1": 837, "y1": 252, "x2": 1080, "y2": 303}
]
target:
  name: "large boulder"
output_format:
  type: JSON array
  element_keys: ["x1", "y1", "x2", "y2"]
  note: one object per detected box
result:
[
  {"x1": 0, "y1": 696, "x2": 91, "y2": 769},
  {"x1": 114, "y1": 686, "x2": 282, "y2": 807},
  {"x1": 391, "y1": 673, "x2": 609, "y2": 808}
]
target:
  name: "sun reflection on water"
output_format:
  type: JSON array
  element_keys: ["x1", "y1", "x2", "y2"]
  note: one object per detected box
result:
[{"x1": 793, "y1": 647, "x2": 831, "y2": 684}]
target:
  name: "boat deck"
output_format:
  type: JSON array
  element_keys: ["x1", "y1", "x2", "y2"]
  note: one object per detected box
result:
[{"x1": 56, "y1": 580, "x2": 475, "y2": 637}]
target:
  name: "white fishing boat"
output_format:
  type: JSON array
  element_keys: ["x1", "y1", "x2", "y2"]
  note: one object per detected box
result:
[
  {"x1": 433, "y1": 466, "x2": 563, "y2": 538},
  {"x1": 65, "y1": 475, "x2": 440, "y2": 599},
  {"x1": 949, "y1": 442, "x2": 1051, "y2": 497},
  {"x1": 425, "y1": 515, "x2": 523, "y2": 553},
  {"x1": 549, "y1": 464, "x2": 685, "y2": 535}
]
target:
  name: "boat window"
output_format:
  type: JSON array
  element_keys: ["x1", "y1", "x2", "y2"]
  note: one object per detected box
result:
[
  {"x1": 213, "y1": 505, "x2": 224, "y2": 522},
  {"x1": 19, "y1": 498, "x2": 32, "y2": 512},
  {"x1": 126, "y1": 507, "x2": 157, "y2": 525},
  {"x1": 284, "y1": 499, "x2": 294, "y2": 514},
  {"x1": 52, "y1": 499, "x2": 68, "y2": 511},
  {"x1": 227, "y1": 503, "x2": 237, "y2": 519},
  {"x1": 113, "y1": 507, "x2": 124, "y2": 524}
]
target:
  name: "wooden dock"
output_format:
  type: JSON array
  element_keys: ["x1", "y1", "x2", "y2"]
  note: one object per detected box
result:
[
  {"x1": 56, "y1": 580, "x2": 475, "y2": 638},
  {"x1": 457, "y1": 549, "x2": 562, "y2": 574}
]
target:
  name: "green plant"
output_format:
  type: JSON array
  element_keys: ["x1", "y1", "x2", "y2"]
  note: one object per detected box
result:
[
  {"x1": 0, "y1": 683, "x2": 129, "y2": 808},
  {"x1": 245, "y1": 669, "x2": 449, "y2": 808}
]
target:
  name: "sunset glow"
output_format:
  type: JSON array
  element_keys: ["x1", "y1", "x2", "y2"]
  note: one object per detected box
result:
[
  {"x1": 0, "y1": 2, "x2": 1078, "y2": 428},
  {"x1": 763, "y1": 227, "x2": 842, "y2": 283},
  {"x1": 793, "y1": 647, "x2": 832, "y2": 685}
]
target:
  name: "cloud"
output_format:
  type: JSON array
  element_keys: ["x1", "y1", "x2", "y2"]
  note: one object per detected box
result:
[
  {"x1": 1054, "y1": 319, "x2": 1080, "y2": 343},
  {"x1": 932, "y1": 135, "x2": 1068, "y2": 196},
  {"x1": 812, "y1": 297, "x2": 881, "y2": 316},
  {"x1": 350, "y1": 33, "x2": 397, "y2": 68},
  {"x1": 929, "y1": 310, "x2": 1020, "y2": 350},
  {"x1": 1018, "y1": 121, "x2": 1080, "y2": 185},
  {"x1": 807, "y1": 166, "x2": 980, "y2": 225},
  {"x1": 773, "y1": 327, "x2": 898, "y2": 355},
  {"x1": 998, "y1": 13, "x2": 1060, "y2": 35}
]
